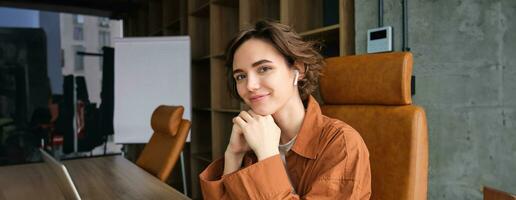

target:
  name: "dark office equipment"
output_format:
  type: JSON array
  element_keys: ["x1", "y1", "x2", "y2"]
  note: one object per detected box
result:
[
  {"x1": 99, "y1": 47, "x2": 114, "y2": 137},
  {"x1": 75, "y1": 76, "x2": 90, "y2": 104},
  {"x1": 58, "y1": 75, "x2": 75, "y2": 154},
  {"x1": 28, "y1": 107, "x2": 51, "y2": 147},
  {"x1": 0, "y1": 28, "x2": 49, "y2": 128},
  {"x1": 74, "y1": 75, "x2": 107, "y2": 152},
  {"x1": 72, "y1": 47, "x2": 115, "y2": 153},
  {"x1": 0, "y1": 28, "x2": 50, "y2": 164},
  {"x1": 79, "y1": 103, "x2": 103, "y2": 152}
]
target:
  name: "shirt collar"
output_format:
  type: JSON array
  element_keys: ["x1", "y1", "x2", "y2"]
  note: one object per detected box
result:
[{"x1": 290, "y1": 95, "x2": 324, "y2": 160}]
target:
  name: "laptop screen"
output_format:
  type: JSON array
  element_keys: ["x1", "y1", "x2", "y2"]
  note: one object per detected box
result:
[{"x1": 39, "y1": 149, "x2": 82, "y2": 200}]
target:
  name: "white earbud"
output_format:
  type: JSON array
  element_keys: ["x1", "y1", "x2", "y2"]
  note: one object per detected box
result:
[{"x1": 293, "y1": 70, "x2": 299, "y2": 86}]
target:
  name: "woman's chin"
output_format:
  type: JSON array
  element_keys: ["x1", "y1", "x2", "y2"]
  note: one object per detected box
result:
[{"x1": 249, "y1": 106, "x2": 274, "y2": 116}]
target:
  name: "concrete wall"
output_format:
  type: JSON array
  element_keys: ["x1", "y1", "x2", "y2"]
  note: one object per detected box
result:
[{"x1": 355, "y1": 0, "x2": 516, "y2": 199}]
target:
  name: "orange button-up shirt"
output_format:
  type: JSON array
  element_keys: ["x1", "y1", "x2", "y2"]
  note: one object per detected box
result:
[{"x1": 200, "y1": 96, "x2": 371, "y2": 199}]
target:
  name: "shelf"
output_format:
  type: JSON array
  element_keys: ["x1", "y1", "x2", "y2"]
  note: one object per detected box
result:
[
  {"x1": 190, "y1": 2, "x2": 210, "y2": 17},
  {"x1": 193, "y1": 152, "x2": 212, "y2": 163},
  {"x1": 191, "y1": 62, "x2": 211, "y2": 108},
  {"x1": 298, "y1": 24, "x2": 340, "y2": 58},
  {"x1": 150, "y1": 29, "x2": 163, "y2": 36},
  {"x1": 193, "y1": 107, "x2": 212, "y2": 112},
  {"x1": 299, "y1": 24, "x2": 339, "y2": 37},
  {"x1": 192, "y1": 54, "x2": 211, "y2": 62},
  {"x1": 211, "y1": 52, "x2": 225, "y2": 60},
  {"x1": 189, "y1": 0, "x2": 210, "y2": 13},
  {"x1": 211, "y1": 112, "x2": 238, "y2": 159},
  {"x1": 148, "y1": 0, "x2": 163, "y2": 35},
  {"x1": 190, "y1": 110, "x2": 212, "y2": 154},
  {"x1": 165, "y1": 18, "x2": 181, "y2": 29},
  {"x1": 211, "y1": 59, "x2": 241, "y2": 110},
  {"x1": 283, "y1": 0, "x2": 324, "y2": 33},
  {"x1": 163, "y1": 0, "x2": 181, "y2": 23},
  {"x1": 210, "y1": 4, "x2": 239, "y2": 55},
  {"x1": 239, "y1": 0, "x2": 280, "y2": 26},
  {"x1": 212, "y1": 108, "x2": 240, "y2": 113},
  {"x1": 211, "y1": 0, "x2": 238, "y2": 8},
  {"x1": 190, "y1": 16, "x2": 210, "y2": 58}
]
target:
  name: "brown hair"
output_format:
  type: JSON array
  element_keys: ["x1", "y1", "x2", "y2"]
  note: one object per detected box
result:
[{"x1": 225, "y1": 19, "x2": 325, "y2": 101}]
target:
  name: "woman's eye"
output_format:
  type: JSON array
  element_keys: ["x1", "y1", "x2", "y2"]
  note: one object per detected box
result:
[
  {"x1": 258, "y1": 66, "x2": 271, "y2": 73},
  {"x1": 234, "y1": 74, "x2": 246, "y2": 81}
]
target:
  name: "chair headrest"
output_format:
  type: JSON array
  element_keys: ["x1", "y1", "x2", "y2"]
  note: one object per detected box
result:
[
  {"x1": 151, "y1": 105, "x2": 184, "y2": 136},
  {"x1": 320, "y1": 52, "x2": 413, "y2": 105}
]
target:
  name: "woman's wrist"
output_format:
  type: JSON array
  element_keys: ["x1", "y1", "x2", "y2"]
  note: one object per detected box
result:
[
  {"x1": 256, "y1": 148, "x2": 279, "y2": 161},
  {"x1": 223, "y1": 150, "x2": 245, "y2": 175}
]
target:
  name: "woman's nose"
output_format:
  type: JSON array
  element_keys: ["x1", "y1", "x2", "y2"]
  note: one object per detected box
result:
[{"x1": 246, "y1": 74, "x2": 260, "y2": 91}]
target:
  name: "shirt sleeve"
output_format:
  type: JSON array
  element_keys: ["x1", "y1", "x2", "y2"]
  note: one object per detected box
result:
[
  {"x1": 198, "y1": 157, "x2": 226, "y2": 199},
  {"x1": 199, "y1": 127, "x2": 371, "y2": 200},
  {"x1": 199, "y1": 155, "x2": 296, "y2": 200}
]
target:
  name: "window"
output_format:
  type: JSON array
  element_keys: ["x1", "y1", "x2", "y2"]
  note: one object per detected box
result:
[
  {"x1": 61, "y1": 49, "x2": 65, "y2": 67},
  {"x1": 98, "y1": 30, "x2": 111, "y2": 47},
  {"x1": 99, "y1": 17, "x2": 110, "y2": 27},
  {"x1": 74, "y1": 45, "x2": 86, "y2": 72},
  {"x1": 73, "y1": 15, "x2": 84, "y2": 25},
  {"x1": 73, "y1": 26, "x2": 84, "y2": 41}
]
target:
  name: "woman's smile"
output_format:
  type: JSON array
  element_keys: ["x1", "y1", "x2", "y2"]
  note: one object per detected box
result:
[{"x1": 249, "y1": 93, "x2": 270, "y2": 103}]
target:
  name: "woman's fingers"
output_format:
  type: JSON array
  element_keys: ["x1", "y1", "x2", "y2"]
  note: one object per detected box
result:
[
  {"x1": 238, "y1": 111, "x2": 254, "y2": 123},
  {"x1": 233, "y1": 116, "x2": 247, "y2": 128}
]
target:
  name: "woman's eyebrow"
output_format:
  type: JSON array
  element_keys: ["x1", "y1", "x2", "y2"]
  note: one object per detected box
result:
[
  {"x1": 233, "y1": 59, "x2": 273, "y2": 74},
  {"x1": 251, "y1": 59, "x2": 272, "y2": 67}
]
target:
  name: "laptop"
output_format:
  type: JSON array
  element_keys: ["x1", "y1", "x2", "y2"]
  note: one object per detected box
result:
[{"x1": 39, "y1": 148, "x2": 82, "y2": 200}]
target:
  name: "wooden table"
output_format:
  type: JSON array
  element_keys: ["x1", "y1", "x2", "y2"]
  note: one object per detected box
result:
[{"x1": 0, "y1": 155, "x2": 191, "y2": 200}]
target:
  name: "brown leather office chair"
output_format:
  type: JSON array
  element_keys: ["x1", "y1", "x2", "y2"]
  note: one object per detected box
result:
[
  {"x1": 320, "y1": 52, "x2": 428, "y2": 200},
  {"x1": 136, "y1": 105, "x2": 191, "y2": 182},
  {"x1": 484, "y1": 186, "x2": 516, "y2": 200}
]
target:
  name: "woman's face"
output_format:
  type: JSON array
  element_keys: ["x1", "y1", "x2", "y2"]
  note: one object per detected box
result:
[{"x1": 232, "y1": 38, "x2": 299, "y2": 115}]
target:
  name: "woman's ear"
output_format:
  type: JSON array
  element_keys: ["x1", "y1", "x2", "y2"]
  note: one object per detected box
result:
[{"x1": 293, "y1": 61, "x2": 306, "y2": 79}]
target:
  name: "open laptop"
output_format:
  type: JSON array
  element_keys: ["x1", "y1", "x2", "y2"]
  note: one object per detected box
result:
[{"x1": 39, "y1": 148, "x2": 82, "y2": 200}]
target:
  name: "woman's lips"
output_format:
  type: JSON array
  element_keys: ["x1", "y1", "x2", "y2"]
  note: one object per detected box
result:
[{"x1": 249, "y1": 94, "x2": 269, "y2": 102}]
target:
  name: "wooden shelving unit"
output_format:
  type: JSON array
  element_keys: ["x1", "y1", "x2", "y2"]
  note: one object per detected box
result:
[
  {"x1": 148, "y1": 0, "x2": 162, "y2": 35},
  {"x1": 281, "y1": 0, "x2": 354, "y2": 57},
  {"x1": 122, "y1": 0, "x2": 353, "y2": 199}
]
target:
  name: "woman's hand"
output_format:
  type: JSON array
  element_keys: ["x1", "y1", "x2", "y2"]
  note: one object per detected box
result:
[
  {"x1": 233, "y1": 110, "x2": 281, "y2": 161},
  {"x1": 226, "y1": 123, "x2": 251, "y2": 156},
  {"x1": 224, "y1": 124, "x2": 250, "y2": 175}
]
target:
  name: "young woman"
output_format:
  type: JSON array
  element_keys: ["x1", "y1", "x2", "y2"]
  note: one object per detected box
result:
[{"x1": 200, "y1": 20, "x2": 371, "y2": 199}]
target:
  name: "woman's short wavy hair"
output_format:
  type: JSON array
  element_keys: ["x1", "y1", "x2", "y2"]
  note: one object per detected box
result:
[{"x1": 225, "y1": 19, "x2": 325, "y2": 101}]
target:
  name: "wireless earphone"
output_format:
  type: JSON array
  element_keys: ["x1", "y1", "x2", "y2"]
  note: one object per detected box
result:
[{"x1": 293, "y1": 70, "x2": 299, "y2": 86}]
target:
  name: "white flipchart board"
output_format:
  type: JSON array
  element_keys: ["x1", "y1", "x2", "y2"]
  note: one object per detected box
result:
[{"x1": 113, "y1": 36, "x2": 191, "y2": 143}]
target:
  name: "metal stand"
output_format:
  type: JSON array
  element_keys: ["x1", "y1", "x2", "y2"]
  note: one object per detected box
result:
[{"x1": 180, "y1": 151, "x2": 188, "y2": 196}]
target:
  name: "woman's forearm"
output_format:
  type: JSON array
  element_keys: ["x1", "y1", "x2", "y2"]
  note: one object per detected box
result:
[{"x1": 223, "y1": 151, "x2": 245, "y2": 175}]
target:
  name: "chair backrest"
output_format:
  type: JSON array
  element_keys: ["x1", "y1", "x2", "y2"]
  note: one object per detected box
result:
[
  {"x1": 136, "y1": 105, "x2": 191, "y2": 182},
  {"x1": 319, "y1": 52, "x2": 428, "y2": 200},
  {"x1": 484, "y1": 186, "x2": 516, "y2": 200}
]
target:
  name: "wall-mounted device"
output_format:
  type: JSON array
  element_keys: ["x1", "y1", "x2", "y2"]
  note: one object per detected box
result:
[{"x1": 367, "y1": 26, "x2": 392, "y2": 53}]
